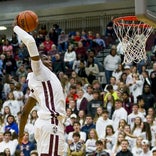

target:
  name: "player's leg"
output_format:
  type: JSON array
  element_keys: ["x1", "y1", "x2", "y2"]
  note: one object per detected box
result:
[{"x1": 34, "y1": 119, "x2": 65, "y2": 156}]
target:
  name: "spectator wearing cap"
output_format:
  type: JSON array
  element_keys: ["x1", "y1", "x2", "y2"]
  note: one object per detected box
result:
[
  {"x1": 152, "y1": 148, "x2": 156, "y2": 156},
  {"x1": 87, "y1": 90, "x2": 103, "y2": 118},
  {"x1": 141, "y1": 139, "x2": 152, "y2": 156},
  {"x1": 104, "y1": 45, "x2": 121, "y2": 84},
  {"x1": 124, "y1": 65, "x2": 133, "y2": 93},
  {"x1": 112, "y1": 99, "x2": 127, "y2": 131},
  {"x1": 65, "y1": 113, "x2": 77, "y2": 135}
]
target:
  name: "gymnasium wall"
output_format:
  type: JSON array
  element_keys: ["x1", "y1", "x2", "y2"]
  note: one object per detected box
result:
[{"x1": 0, "y1": 0, "x2": 135, "y2": 38}]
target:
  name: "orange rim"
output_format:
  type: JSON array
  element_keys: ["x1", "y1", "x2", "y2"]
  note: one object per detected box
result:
[{"x1": 113, "y1": 16, "x2": 152, "y2": 28}]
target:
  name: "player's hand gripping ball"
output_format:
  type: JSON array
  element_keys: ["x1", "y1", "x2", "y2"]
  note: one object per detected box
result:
[{"x1": 17, "y1": 10, "x2": 38, "y2": 32}]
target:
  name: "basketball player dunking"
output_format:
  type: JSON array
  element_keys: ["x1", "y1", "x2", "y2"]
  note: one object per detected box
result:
[{"x1": 13, "y1": 25, "x2": 66, "y2": 156}]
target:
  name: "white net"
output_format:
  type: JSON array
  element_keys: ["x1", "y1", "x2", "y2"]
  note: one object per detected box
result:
[{"x1": 113, "y1": 16, "x2": 153, "y2": 64}]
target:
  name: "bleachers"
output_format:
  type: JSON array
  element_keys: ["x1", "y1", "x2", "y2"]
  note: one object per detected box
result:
[
  {"x1": 95, "y1": 48, "x2": 110, "y2": 85},
  {"x1": 96, "y1": 48, "x2": 110, "y2": 65}
]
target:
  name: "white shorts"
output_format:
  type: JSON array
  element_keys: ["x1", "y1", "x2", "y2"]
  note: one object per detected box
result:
[{"x1": 34, "y1": 118, "x2": 65, "y2": 156}]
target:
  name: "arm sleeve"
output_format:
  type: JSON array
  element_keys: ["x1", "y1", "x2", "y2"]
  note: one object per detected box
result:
[{"x1": 13, "y1": 26, "x2": 39, "y2": 57}]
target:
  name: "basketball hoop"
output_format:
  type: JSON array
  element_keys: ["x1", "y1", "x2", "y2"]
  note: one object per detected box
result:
[{"x1": 113, "y1": 16, "x2": 153, "y2": 64}]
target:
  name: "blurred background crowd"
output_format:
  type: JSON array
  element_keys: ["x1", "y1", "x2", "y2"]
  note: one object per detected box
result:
[{"x1": 0, "y1": 21, "x2": 155, "y2": 156}]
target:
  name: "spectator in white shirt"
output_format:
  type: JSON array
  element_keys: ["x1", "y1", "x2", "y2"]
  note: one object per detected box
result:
[
  {"x1": 83, "y1": 84, "x2": 94, "y2": 102},
  {"x1": 131, "y1": 73, "x2": 144, "y2": 103},
  {"x1": 112, "y1": 64, "x2": 123, "y2": 83},
  {"x1": 132, "y1": 136, "x2": 143, "y2": 156},
  {"x1": 112, "y1": 99, "x2": 127, "y2": 131},
  {"x1": 124, "y1": 65, "x2": 133, "y2": 93},
  {"x1": 64, "y1": 44, "x2": 76, "y2": 69},
  {"x1": 85, "y1": 128, "x2": 98, "y2": 155},
  {"x1": 67, "y1": 121, "x2": 86, "y2": 145},
  {"x1": 96, "y1": 110, "x2": 113, "y2": 139},
  {"x1": 146, "y1": 115, "x2": 156, "y2": 147},
  {"x1": 104, "y1": 45, "x2": 121, "y2": 84},
  {"x1": 128, "y1": 104, "x2": 145, "y2": 130},
  {"x1": 141, "y1": 139, "x2": 152, "y2": 156},
  {"x1": 104, "y1": 125, "x2": 116, "y2": 150},
  {"x1": 0, "y1": 131, "x2": 18, "y2": 156}
]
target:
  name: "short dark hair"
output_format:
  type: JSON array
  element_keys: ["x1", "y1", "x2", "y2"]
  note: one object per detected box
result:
[
  {"x1": 73, "y1": 121, "x2": 80, "y2": 126},
  {"x1": 102, "y1": 110, "x2": 109, "y2": 114},
  {"x1": 137, "y1": 95, "x2": 143, "y2": 102},
  {"x1": 152, "y1": 149, "x2": 156, "y2": 153},
  {"x1": 133, "y1": 103, "x2": 139, "y2": 107},
  {"x1": 115, "y1": 99, "x2": 123, "y2": 103},
  {"x1": 72, "y1": 132, "x2": 80, "y2": 138},
  {"x1": 121, "y1": 139, "x2": 129, "y2": 144},
  {"x1": 95, "y1": 140, "x2": 103, "y2": 145},
  {"x1": 85, "y1": 114, "x2": 93, "y2": 119},
  {"x1": 7, "y1": 114, "x2": 15, "y2": 122},
  {"x1": 3, "y1": 131, "x2": 11, "y2": 136},
  {"x1": 106, "y1": 84, "x2": 113, "y2": 91},
  {"x1": 70, "y1": 84, "x2": 76, "y2": 89}
]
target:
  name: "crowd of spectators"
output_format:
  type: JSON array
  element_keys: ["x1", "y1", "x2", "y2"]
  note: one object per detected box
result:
[{"x1": 0, "y1": 21, "x2": 155, "y2": 156}]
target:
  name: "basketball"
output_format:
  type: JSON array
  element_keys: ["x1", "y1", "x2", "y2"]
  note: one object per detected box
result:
[{"x1": 17, "y1": 10, "x2": 38, "y2": 32}]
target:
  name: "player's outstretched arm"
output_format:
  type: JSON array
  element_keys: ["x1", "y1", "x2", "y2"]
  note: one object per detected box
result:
[
  {"x1": 13, "y1": 25, "x2": 40, "y2": 61},
  {"x1": 18, "y1": 97, "x2": 37, "y2": 144}
]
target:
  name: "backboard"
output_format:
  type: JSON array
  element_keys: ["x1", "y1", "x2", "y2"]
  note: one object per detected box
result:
[{"x1": 135, "y1": 0, "x2": 156, "y2": 28}]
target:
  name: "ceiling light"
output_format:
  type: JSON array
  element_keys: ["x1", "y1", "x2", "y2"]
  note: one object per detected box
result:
[{"x1": 0, "y1": 26, "x2": 7, "y2": 30}]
